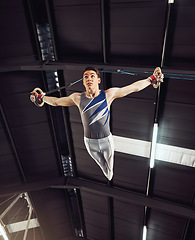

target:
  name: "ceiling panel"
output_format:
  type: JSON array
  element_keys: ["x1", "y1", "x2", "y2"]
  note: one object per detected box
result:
[
  {"x1": 147, "y1": 209, "x2": 186, "y2": 240},
  {"x1": 81, "y1": 190, "x2": 110, "y2": 240},
  {"x1": 0, "y1": 0, "x2": 35, "y2": 65},
  {"x1": 30, "y1": 189, "x2": 75, "y2": 240},
  {"x1": 52, "y1": 0, "x2": 103, "y2": 62},
  {"x1": 158, "y1": 77, "x2": 195, "y2": 149},
  {"x1": 109, "y1": 0, "x2": 167, "y2": 66},
  {"x1": 114, "y1": 199, "x2": 143, "y2": 240},
  {"x1": 152, "y1": 161, "x2": 195, "y2": 205},
  {"x1": 165, "y1": 0, "x2": 195, "y2": 68},
  {"x1": 113, "y1": 152, "x2": 148, "y2": 193}
]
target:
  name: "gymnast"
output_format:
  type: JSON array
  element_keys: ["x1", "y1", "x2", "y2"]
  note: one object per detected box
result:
[{"x1": 30, "y1": 66, "x2": 163, "y2": 180}]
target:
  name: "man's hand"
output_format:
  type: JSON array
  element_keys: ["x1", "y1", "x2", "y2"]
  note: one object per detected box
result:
[
  {"x1": 30, "y1": 88, "x2": 45, "y2": 107},
  {"x1": 149, "y1": 67, "x2": 164, "y2": 88}
]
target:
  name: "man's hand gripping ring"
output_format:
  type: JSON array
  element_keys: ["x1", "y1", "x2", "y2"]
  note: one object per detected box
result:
[
  {"x1": 30, "y1": 88, "x2": 45, "y2": 107},
  {"x1": 149, "y1": 67, "x2": 164, "y2": 89}
]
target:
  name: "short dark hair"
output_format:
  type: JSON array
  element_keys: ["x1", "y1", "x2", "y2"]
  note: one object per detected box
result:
[{"x1": 82, "y1": 66, "x2": 100, "y2": 78}]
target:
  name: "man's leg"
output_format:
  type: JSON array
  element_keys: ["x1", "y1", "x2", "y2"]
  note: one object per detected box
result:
[{"x1": 84, "y1": 134, "x2": 114, "y2": 180}]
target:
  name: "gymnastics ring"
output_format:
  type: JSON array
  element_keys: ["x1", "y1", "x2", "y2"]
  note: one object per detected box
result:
[
  {"x1": 31, "y1": 87, "x2": 45, "y2": 107},
  {"x1": 152, "y1": 67, "x2": 164, "y2": 89}
]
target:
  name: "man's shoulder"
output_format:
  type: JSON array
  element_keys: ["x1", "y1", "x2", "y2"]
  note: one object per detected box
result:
[
  {"x1": 105, "y1": 87, "x2": 120, "y2": 96},
  {"x1": 71, "y1": 92, "x2": 82, "y2": 97},
  {"x1": 105, "y1": 87, "x2": 120, "y2": 106},
  {"x1": 70, "y1": 92, "x2": 82, "y2": 106}
]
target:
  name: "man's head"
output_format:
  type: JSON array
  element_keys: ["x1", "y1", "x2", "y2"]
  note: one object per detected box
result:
[
  {"x1": 82, "y1": 67, "x2": 100, "y2": 78},
  {"x1": 82, "y1": 67, "x2": 101, "y2": 91}
]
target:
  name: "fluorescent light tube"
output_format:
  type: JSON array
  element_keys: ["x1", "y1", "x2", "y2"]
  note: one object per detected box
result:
[
  {"x1": 142, "y1": 226, "x2": 147, "y2": 240},
  {"x1": 150, "y1": 123, "x2": 158, "y2": 168},
  {"x1": 0, "y1": 224, "x2": 8, "y2": 240}
]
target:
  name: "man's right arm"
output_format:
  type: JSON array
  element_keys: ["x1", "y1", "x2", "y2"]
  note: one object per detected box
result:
[
  {"x1": 43, "y1": 92, "x2": 81, "y2": 107},
  {"x1": 30, "y1": 91, "x2": 81, "y2": 107}
]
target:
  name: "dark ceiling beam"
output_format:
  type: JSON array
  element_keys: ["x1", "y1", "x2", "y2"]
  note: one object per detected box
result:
[
  {"x1": 52, "y1": 177, "x2": 195, "y2": 221},
  {"x1": 61, "y1": 103, "x2": 77, "y2": 175},
  {"x1": 19, "y1": 63, "x2": 195, "y2": 76},
  {"x1": 0, "y1": 177, "x2": 66, "y2": 198},
  {"x1": 41, "y1": 73, "x2": 65, "y2": 175},
  {"x1": 57, "y1": 71, "x2": 77, "y2": 176},
  {"x1": 182, "y1": 219, "x2": 191, "y2": 240},
  {"x1": 44, "y1": 0, "x2": 58, "y2": 61},
  {"x1": 26, "y1": 0, "x2": 65, "y2": 175},
  {"x1": 181, "y1": 193, "x2": 195, "y2": 240},
  {"x1": 1, "y1": 176, "x2": 195, "y2": 220},
  {"x1": 56, "y1": 73, "x2": 86, "y2": 237},
  {"x1": 25, "y1": 0, "x2": 42, "y2": 60},
  {"x1": 100, "y1": 0, "x2": 110, "y2": 64},
  {"x1": 108, "y1": 196, "x2": 114, "y2": 240},
  {"x1": 1, "y1": 61, "x2": 195, "y2": 76}
]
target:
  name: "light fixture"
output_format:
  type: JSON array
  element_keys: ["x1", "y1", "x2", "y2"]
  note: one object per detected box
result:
[
  {"x1": 168, "y1": 0, "x2": 174, "y2": 3},
  {"x1": 142, "y1": 225, "x2": 147, "y2": 240},
  {"x1": 0, "y1": 223, "x2": 8, "y2": 240},
  {"x1": 150, "y1": 123, "x2": 158, "y2": 168}
]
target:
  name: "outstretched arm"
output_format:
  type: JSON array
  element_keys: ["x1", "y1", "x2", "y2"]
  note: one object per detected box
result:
[
  {"x1": 108, "y1": 78, "x2": 151, "y2": 98},
  {"x1": 43, "y1": 93, "x2": 78, "y2": 107},
  {"x1": 30, "y1": 90, "x2": 81, "y2": 107},
  {"x1": 106, "y1": 67, "x2": 163, "y2": 105}
]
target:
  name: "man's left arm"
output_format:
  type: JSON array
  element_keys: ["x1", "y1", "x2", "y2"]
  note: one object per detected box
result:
[
  {"x1": 111, "y1": 78, "x2": 151, "y2": 98},
  {"x1": 106, "y1": 67, "x2": 163, "y2": 103}
]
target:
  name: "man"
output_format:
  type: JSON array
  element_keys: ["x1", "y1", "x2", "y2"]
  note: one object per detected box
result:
[{"x1": 30, "y1": 67, "x2": 163, "y2": 180}]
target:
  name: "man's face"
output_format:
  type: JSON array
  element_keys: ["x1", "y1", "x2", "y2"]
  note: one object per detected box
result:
[{"x1": 83, "y1": 70, "x2": 101, "y2": 90}]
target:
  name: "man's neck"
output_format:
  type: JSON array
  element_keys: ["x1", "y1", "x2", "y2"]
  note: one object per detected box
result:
[{"x1": 85, "y1": 88, "x2": 100, "y2": 98}]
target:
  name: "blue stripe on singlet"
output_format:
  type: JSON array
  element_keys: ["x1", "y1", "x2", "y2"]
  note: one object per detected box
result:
[
  {"x1": 84, "y1": 90, "x2": 105, "y2": 112},
  {"x1": 89, "y1": 99, "x2": 107, "y2": 119}
]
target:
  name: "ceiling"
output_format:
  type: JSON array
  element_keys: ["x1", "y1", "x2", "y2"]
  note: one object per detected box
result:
[{"x1": 0, "y1": 0, "x2": 195, "y2": 240}]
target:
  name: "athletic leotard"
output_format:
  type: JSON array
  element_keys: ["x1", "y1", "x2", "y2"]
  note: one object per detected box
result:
[
  {"x1": 79, "y1": 90, "x2": 110, "y2": 139},
  {"x1": 79, "y1": 90, "x2": 114, "y2": 180}
]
